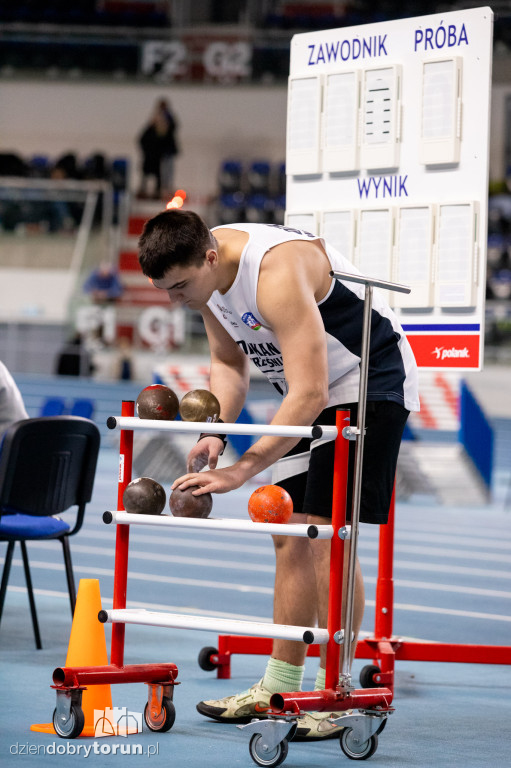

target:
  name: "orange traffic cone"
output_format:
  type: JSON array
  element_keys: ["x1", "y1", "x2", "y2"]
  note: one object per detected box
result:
[{"x1": 31, "y1": 578, "x2": 113, "y2": 737}]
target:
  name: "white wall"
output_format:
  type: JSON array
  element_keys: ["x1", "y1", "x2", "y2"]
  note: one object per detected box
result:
[
  {"x1": 0, "y1": 75, "x2": 509, "y2": 196},
  {"x1": 0, "y1": 78, "x2": 288, "y2": 199}
]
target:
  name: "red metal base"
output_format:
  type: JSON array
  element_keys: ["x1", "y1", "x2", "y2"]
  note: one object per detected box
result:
[
  {"x1": 52, "y1": 663, "x2": 178, "y2": 689},
  {"x1": 358, "y1": 638, "x2": 511, "y2": 665},
  {"x1": 211, "y1": 634, "x2": 511, "y2": 680},
  {"x1": 270, "y1": 686, "x2": 393, "y2": 715}
]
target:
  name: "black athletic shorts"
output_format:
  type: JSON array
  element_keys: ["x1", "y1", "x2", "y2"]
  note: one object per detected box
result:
[{"x1": 272, "y1": 401, "x2": 409, "y2": 525}]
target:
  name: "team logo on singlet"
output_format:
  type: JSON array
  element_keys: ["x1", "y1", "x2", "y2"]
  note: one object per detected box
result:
[{"x1": 242, "y1": 312, "x2": 262, "y2": 331}]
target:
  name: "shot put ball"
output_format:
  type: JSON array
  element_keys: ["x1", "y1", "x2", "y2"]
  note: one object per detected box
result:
[
  {"x1": 136, "y1": 384, "x2": 179, "y2": 420},
  {"x1": 248, "y1": 485, "x2": 293, "y2": 524},
  {"x1": 169, "y1": 486, "x2": 213, "y2": 519},
  {"x1": 123, "y1": 477, "x2": 166, "y2": 515},
  {"x1": 179, "y1": 389, "x2": 221, "y2": 422}
]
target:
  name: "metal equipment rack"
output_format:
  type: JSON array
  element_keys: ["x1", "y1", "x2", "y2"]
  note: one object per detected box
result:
[
  {"x1": 48, "y1": 271, "x2": 511, "y2": 762},
  {"x1": 48, "y1": 272, "x2": 403, "y2": 761}
]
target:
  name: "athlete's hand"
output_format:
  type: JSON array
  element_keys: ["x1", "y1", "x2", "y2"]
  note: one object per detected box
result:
[
  {"x1": 187, "y1": 436, "x2": 225, "y2": 473},
  {"x1": 172, "y1": 465, "x2": 246, "y2": 495}
]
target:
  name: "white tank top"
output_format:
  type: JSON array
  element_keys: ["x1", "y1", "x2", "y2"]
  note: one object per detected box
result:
[{"x1": 207, "y1": 223, "x2": 419, "y2": 412}]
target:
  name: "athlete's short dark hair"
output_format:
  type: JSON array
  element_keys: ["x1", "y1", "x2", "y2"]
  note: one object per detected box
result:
[{"x1": 138, "y1": 209, "x2": 215, "y2": 280}]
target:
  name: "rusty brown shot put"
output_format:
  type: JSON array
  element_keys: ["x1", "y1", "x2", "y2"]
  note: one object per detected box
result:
[
  {"x1": 123, "y1": 477, "x2": 166, "y2": 515},
  {"x1": 136, "y1": 384, "x2": 179, "y2": 420},
  {"x1": 169, "y1": 486, "x2": 213, "y2": 518}
]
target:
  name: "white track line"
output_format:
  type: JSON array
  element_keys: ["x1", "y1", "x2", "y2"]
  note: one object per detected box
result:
[
  {"x1": 77, "y1": 526, "x2": 511, "y2": 556},
  {"x1": 394, "y1": 522, "x2": 511, "y2": 541},
  {"x1": 26, "y1": 541, "x2": 275, "y2": 574},
  {"x1": 360, "y1": 529, "x2": 511, "y2": 550},
  {"x1": 371, "y1": 577, "x2": 511, "y2": 599},
  {"x1": 372, "y1": 557, "x2": 511, "y2": 580},
  {"x1": 23, "y1": 540, "x2": 511, "y2": 579},
  {"x1": 3, "y1": 558, "x2": 273, "y2": 594},
  {"x1": 79, "y1": 528, "x2": 275, "y2": 556},
  {"x1": 8, "y1": 585, "x2": 430, "y2": 642},
  {"x1": 2, "y1": 558, "x2": 510, "y2": 621},
  {"x1": 5, "y1": 585, "x2": 274, "y2": 623}
]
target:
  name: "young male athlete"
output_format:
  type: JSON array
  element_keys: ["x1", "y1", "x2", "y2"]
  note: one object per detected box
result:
[{"x1": 138, "y1": 209, "x2": 419, "y2": 740}]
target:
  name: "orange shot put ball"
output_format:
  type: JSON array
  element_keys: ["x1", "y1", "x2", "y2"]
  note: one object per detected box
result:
[{"x1": 248, "y1": 485, "x2": 293, "y2": 524}]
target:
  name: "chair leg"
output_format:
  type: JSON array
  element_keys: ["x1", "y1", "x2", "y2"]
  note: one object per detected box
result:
[
  {"x1": 0, "y1": 541, "x2": 16, "y2": 626},
  {"x1": 20, "y1": 541, "x2": 42, "y2": 650},
  {"x1": 60, "y1": 536, "x2": 76, "y2": 615}
]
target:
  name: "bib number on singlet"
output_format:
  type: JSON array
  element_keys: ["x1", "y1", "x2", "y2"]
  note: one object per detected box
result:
[{"x1": 266, "y1": 371, "x2": 289, "y2": 397}]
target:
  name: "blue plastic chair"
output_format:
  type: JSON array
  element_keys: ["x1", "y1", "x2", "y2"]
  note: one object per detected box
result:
[
  {"x1": 40, "y1": 397, "x2": 66, "y2": 416},
  {"x1": 245, "y1": 193, "x2": 273, "y2": 224},
  {"x1": 247, "y1": 161, "x2": 271, "y2": 195},
  {"x1": 70, "y1": 399, "x2": 94, "y2": 419},
  {"x1": 218, "y1": 160, "x2": 243, "y2": 194},
  {"x1": 218, "y1": 192, "x2": 246, "y2": 225},
  {"x1": 0, "y1": 417, "x2": 100, "y2": 648}
]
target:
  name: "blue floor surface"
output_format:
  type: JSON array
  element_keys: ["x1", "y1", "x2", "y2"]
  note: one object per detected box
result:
[{"x1": 1, "y1": 442, "x2": 510, "y2": 768}]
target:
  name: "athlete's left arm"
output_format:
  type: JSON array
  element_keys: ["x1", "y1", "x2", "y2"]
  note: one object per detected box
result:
[{"x1": 172, "y1": 241, "x2": 331, "y2": 495}]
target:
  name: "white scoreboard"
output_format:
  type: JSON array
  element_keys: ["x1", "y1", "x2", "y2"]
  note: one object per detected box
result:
[{"x1": 285, "y1": 6, "x2": 493, "y2": 370}]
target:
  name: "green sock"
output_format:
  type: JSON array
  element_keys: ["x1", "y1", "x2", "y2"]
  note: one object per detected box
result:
[
  {"x1": 262, "y1": 658, "x2": 305, "y2": 694},
  {"x1": 314, "y1": 667, "x2": 326, "y2": 691}
]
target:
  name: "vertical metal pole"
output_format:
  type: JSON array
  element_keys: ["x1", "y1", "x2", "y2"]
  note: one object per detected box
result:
[
  {"x1": 341, "y1": 284, "x2": 373, "y2": 679},
  {"x1": 325, "y1": 409, "x2": 350, "y2": 691},
  {"x1": 102, "y1": 181, "x2": 114, "y2": 236},
  {"x1": 111, "y1": 400, "x2": 133, "y2": 667}
]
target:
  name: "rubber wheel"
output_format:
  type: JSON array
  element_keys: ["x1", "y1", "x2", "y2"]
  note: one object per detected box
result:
[
  {"x1": 359, "y1": 664, "x2": 382, "y2": 688},
  {"x1": 144, "y1": 697, "x2": 176, "y2": 732},
  {"x1": 52, "y1": 704, "x2": 85, "y2": 739},
  {"x1": 375, "y1": 717, "x2": 387, "y2": 735},
  {"x1": 198, "y1": 646, "x2": 219, "y2": 672},
  {"x1": 340, "y1": 730, "x2": 378, "y2": 760},
  {"x1": 249, "y1": 734, "x2": 288, "y2": 767}
]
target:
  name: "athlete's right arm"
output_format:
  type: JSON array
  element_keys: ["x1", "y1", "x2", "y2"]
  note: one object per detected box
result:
[{"x1": 186, "y1": 306, "x2": 249, "y2": 471}]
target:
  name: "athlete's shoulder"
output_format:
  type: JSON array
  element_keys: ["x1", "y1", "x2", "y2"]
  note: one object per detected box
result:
[{"x1": 211, "y1": 223, "x2": 253, "y2": 234}]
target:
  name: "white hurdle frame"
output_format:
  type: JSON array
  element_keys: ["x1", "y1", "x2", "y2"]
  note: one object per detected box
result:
[
  {"x1": 105, "y1": 510, "x2": 333, "y2": 539},
  {"x1": 104, "y1": 609, "x2": 330, "y2": 645},
  {"x1": 106, "y1": 416, "x2": 338, "y2": 442}
]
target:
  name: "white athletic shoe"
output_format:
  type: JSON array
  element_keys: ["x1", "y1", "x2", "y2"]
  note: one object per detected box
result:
[
  {"x1": 196, "y1": 679, "x2": 273, "y2": 723},
  {"x1": 294, "y1": 710, "x2": 351, "y2": 740}
]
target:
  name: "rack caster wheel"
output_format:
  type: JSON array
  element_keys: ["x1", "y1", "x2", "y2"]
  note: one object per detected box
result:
[
  {"x1": 52, "y1": 704, "x2": 85, "y2": 739},
  {"x1": 144, "y1": 697, "x2": 175, "y2": 732},
  {"x1": 249, "y1": 734, "x2": 288, "y2": 767},
  {"x1": 198, "y1": 646, "x2": 219, "y2": 671},
  {"x1": 375, "y1": 717, "x2": 387, "y2": 735},
  {"x1": 359, "y1": 664, "x2": 383, "y2": 688},
  {"x1": 340, "y1": 730, "x2": 378, "y2": 760}
]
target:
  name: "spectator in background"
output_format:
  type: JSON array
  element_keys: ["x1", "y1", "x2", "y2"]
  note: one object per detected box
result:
[
  {"x1": 138, "y1": 99, "x2": 179, "y2": 200},
  {"x1": 115, "y1": 336, "x2": 133, "y2": 381},
  {"x1": 82, "y1": 263, "x2": 123, "y2": 348},
  {"x1": 47, "y1": 153, "x2": 81, "y2": 233},
  {"x1": 83, "y1": 262, "x2": 123, "y2": 304},
  {"x1": 0, "y1": 361, "x2": 29, "y2": 438},
  {"x1": 55, "y1": 333, "x2": 95, "y2": 377}
]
